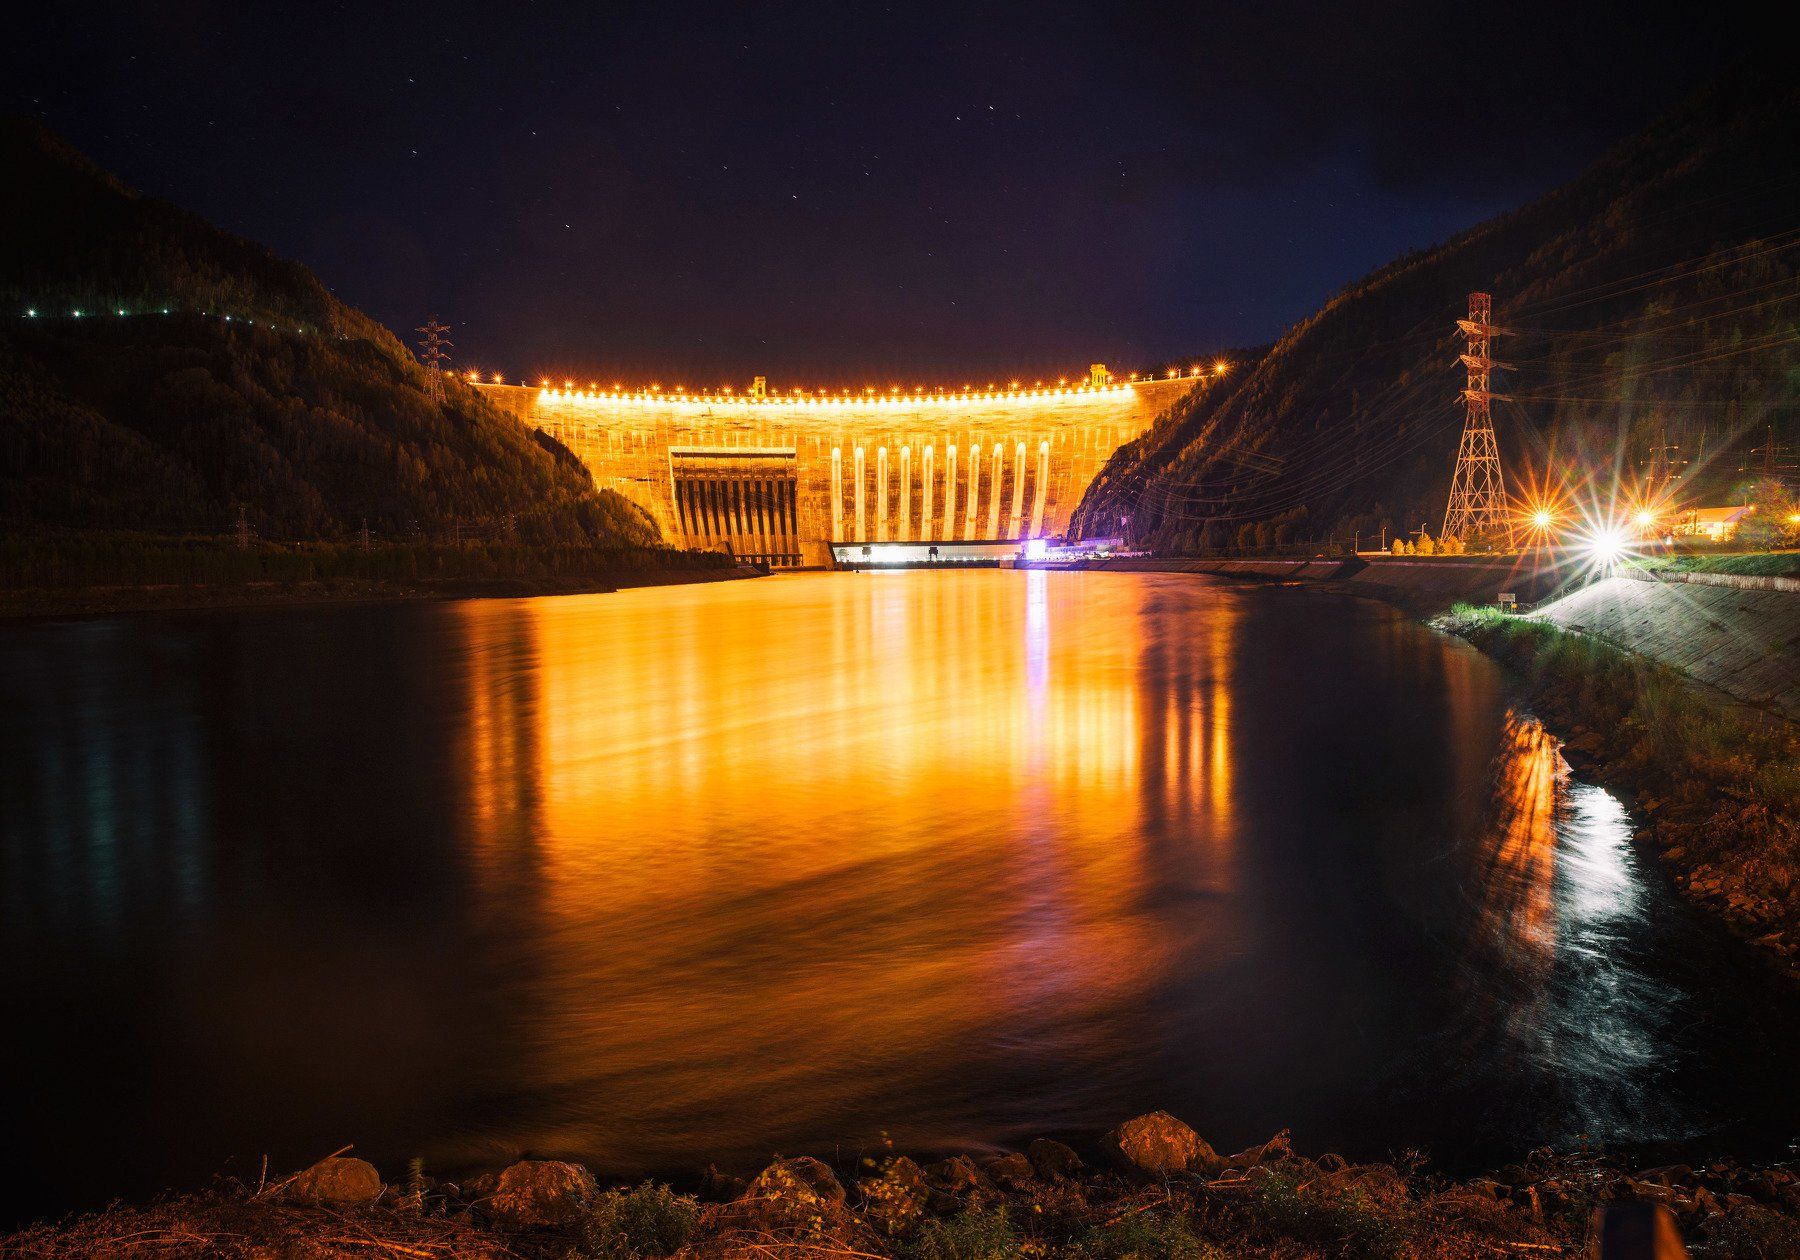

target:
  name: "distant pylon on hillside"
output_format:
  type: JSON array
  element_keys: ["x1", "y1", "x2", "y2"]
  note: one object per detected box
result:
[
  {"x1": 415, "y1": 317, "x2": 453, "y2": 401},
  {"x1": 1442, "y1": 292, "x2": 1513, "y2": 546}
]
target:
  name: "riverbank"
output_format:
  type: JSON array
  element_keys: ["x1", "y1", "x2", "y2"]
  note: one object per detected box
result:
[
  {"x1": 0, "y1": 534, "x2": 759, "y2": 619},
  {"x1": 1060, "y1": 557, "x2": 1800, "y2": 978},
  {"x1": 1438, "y1": 606, "x2": 1800, "y2": 980},
  {"x1": 1526, "y1": 572, "x2": 1800, "y2": 721},
  {"x1": 1042, "y1": 554, "x2": 1574, "y2": 616},
  {"x1": 9, "y1": 1113, "x2": 1799, "y2": 1258},
  {"x1": 0, "y1": 565, "x2": 763, "y2": 620}
]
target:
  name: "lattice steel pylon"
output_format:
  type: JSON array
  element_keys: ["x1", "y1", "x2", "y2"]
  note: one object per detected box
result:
[
  {"x1": 1441, "y1": 292, "x2": 1513, "y2": 546},
  {"x1": 415, "y1": 317, "x2": 453, "y2": 401}
]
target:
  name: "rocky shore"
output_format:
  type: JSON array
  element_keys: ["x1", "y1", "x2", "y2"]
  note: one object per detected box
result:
[
  {"x1": 1440, "y1": 607, "x2": 1800, "y2": 980},
  {"x1": 9, "y1": 1113, "x2": 1800, "y2": 1258}
]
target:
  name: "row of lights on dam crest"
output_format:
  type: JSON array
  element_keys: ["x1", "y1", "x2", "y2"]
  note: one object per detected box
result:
[{"x1": 460, "y1": 360, "x2": 1229, "y2": 403}]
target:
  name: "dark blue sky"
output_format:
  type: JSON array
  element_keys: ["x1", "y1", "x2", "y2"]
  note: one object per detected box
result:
[{"x1": 11, "y1": 1, "x2": 1739, "y2": 387}]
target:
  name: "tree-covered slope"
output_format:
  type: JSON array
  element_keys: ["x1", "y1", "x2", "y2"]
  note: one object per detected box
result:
[
  {"x1": 0, "y1": 120, "x2": 657, "y2": 546},
  {"x1": 1073, "y1": 66, "x2": 1800, "y2": 553}
]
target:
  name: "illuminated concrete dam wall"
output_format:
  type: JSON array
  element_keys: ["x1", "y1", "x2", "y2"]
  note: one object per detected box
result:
[{"x1": 476, "y1": 376, "x2": 1194, "y2": 566}]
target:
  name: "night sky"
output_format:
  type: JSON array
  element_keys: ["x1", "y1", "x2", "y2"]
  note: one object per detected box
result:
[{"x1": 11, "y1": 2, "x2": 1740, "y2": 387}]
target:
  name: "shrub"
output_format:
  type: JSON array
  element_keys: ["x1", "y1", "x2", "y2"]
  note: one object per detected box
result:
[
  {"x1": 576, "y1": 1182, "x2": 699, "y2": 1260},
  {"x1": 903, "y1": 1208, "x2": 1018, "y2": 1260},
  {"x1": 1249, "y1": 1171, "x2": 1410, "y2": 1260},
  {"x1": 1068, "y1": 1210, "x2": 1219, "y2": 1260},
  {"x1": 1704, "y1": 1204, "x2": 1800, "y2": 1260}
]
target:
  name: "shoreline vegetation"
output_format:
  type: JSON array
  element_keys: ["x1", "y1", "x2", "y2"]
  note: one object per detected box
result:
[
  {"x1": 0, "y1": 533, "x2": 753, "y2": 619},
  {"x1": 1438, "y1": 606, "x2": 1800, "y2": 980},
  {"x1": 9, "y1": 1113, "x2": 1800, "y2": 1259}
]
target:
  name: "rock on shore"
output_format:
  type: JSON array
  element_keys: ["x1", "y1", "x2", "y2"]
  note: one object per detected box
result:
[{"x1": 15, "y1": 1113, "x2": 1800, "y2": 1258}]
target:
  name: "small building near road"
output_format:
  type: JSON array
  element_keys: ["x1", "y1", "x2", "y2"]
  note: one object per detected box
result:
[{"x1": 1674, "y1": 504, "x2": 1755, "y2": 542}]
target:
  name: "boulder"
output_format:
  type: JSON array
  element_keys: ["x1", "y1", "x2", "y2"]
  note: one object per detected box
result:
[
  {"x1": 1103, "y1": 1112, "x2": 1222, "y2": 1177},
  {"x1": 284, "y1": 1156, "x2": 382, "y2": 1206},
  {"x1": 714, "y1": 1157, "x2": 851, "y2": 1233},
  {"x1": 1026, "y1": 1139, "x2": 1083, "y2": 1181},
  {"x1": 1227, "y1": 1130, "x2": 1293, "y2": 1170},
  {"x1": 482, "y1": 1159, "x2": 597, "y2": 1228},
  {"x1": 984, "y1": 1152, "x2": 1036, "y2": 1191},
  {"x1": 747, "y1": 1156, "x2": 845, "y2": 1205},
  {"x1": 922, "y1": 1156, "x2": 987, "y2": 1195},
  {"x1": 461, "y1": 1170, "x2": 501, "y2": 1199},
  {"x1": 701, "y1": 1163, "x2": 749, "y2": 1202},
  {"x1": 858, "y1": 1156, "x2": 928, "y2": 1234}
]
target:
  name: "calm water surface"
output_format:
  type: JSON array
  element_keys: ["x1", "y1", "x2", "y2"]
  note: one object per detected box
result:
[{"x1": 3, "y1": 571, "x2": 1797, "y2": 1220}]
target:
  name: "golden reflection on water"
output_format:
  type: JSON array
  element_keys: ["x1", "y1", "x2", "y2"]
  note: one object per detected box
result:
[
  {"x1": 16, "y1": 571, "x2": 1800, "y2": 1210},
  {"x1": 1476, "y1": 712, "x2": 1565, "y2": 967},
  {"x1": 443, "y1": 571, "x2": 1240, "y2": 1166}
]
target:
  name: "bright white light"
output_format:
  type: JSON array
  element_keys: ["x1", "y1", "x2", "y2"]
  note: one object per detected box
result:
[
  {"x1": 1024, "y1": 538, "x2": 1048, "y2": 560},
  {"x1": 1584, "y1": 528, "x2": 1630, "y2": 564}
]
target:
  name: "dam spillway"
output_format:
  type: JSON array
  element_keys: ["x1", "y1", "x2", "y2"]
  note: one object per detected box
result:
[{"x1": 475, "y1": 375, "x2": 1195, "y2": 566}]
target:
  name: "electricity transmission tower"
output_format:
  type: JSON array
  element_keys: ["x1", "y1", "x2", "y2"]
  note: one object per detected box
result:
[
  {"x1": 1441, "y1": 292, "x2": 1513, "y2": 546},
  {"x1": 415, "y1": 317, "x2": 453, "y2": 400}
]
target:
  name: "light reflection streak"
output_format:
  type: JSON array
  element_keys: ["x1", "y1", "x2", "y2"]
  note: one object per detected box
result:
[{"x1": 1453, "y1": 709, "x2": 1676, "y2": 1144}]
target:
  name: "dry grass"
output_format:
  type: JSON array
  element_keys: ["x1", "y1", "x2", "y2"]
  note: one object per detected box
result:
[{"x1": 0, "y1": 1191, "x2": 520, "y2": 1259}]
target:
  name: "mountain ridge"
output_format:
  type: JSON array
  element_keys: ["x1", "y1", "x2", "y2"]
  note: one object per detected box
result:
[
  {"x1": 1072, "y1": 66, "x2": 1800, "y2": 552},
  {"x1": 0, "y1": 118, "x2": 660, "y2": 548}
]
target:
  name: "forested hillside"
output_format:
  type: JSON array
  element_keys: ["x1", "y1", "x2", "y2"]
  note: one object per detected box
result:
[
  {"x1": 1072, "y1": 66, "x2": 1800, "y2": 553},
  {"x1": 0, "y1": 120, "x2": 658, "y2": 547}
]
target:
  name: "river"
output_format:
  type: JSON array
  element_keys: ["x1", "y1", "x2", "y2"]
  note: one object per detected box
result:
[{"x1": 3, "y1": 570, "x2": 1796, "y2": 1222}]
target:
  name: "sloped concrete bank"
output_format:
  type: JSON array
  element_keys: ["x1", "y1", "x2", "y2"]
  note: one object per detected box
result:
[{"x1": 1532, "y1": 572, "x2": 1800, "y2": 722}]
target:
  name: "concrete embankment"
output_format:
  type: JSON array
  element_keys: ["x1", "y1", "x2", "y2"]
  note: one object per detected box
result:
[{"x1": 1531, "y1": 572, "x2": 1800, "y2": 722}]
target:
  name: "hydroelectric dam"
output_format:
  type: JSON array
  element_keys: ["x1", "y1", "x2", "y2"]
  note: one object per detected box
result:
[{"x1": 475, "y1": 369, "x2": 1198, "y2": 567}]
